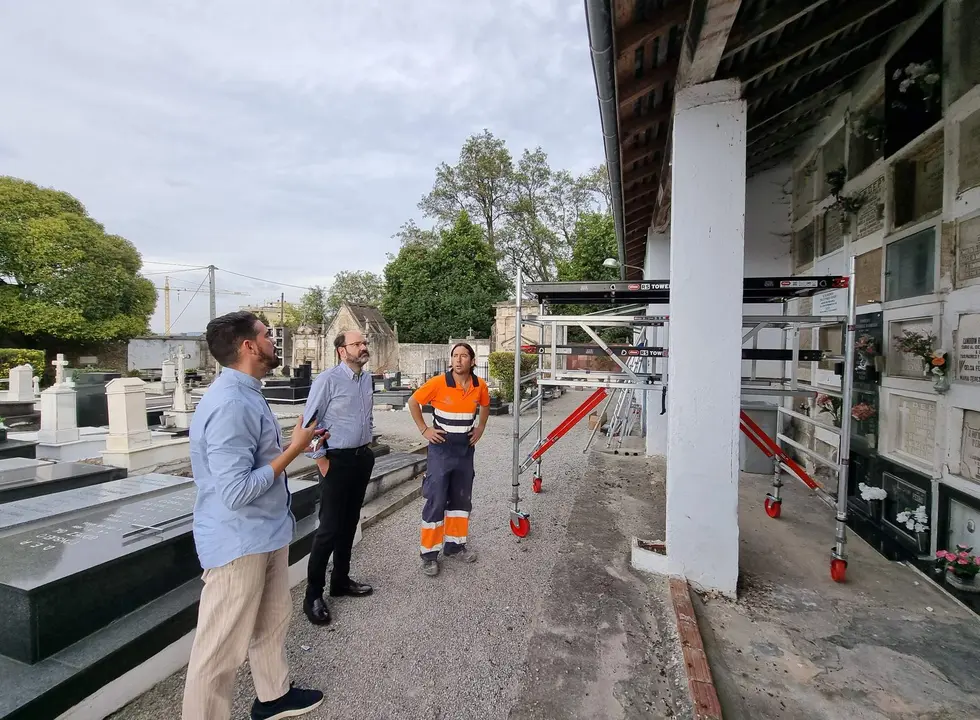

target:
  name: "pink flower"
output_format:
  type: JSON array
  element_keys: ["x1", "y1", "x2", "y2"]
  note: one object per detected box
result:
[
  {"x1": 936, "y1": 550, "x2": 946, "y2": 557},
  {"x1": 945, "y1": 551, "x2": 957, "y2": 561},
  {"x1": 975, "y1": 557, "x2": 980, "y2": 566},
  {"x1": 959, "y1": 551, "x2": 970, "y2": 558},
  {"x1": 957, "y1": 558, "x2": 969, "y2": 565}
]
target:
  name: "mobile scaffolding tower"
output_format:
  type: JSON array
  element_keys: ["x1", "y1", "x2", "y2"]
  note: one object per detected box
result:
[{"x1": 509, "y1": 256, "x2": 858, "y2": 583}]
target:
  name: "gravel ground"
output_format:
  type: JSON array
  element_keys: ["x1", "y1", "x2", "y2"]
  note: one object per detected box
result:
[{"x1": 112, "y1": 391, "x2": 682, "y2": 719}]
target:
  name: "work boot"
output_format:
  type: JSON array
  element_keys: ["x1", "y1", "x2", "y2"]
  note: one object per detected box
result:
[
  {"x1": 447, "y1": 546, "x2": 477, "y2": 563},
  {"x1": 422, "y1": 559, "x2": 440, "y2": 576}
]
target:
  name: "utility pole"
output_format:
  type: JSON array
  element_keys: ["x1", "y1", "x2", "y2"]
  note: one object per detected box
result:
[
  {"x1": 208, "y1": 265, "x2": 217, "y2": 321},
  {"x1": 279, "y1": 291, "x2": 285, "y2": 327},
  {"x1": 164, "y1": 276, "x2": 171, "y2": 334}
]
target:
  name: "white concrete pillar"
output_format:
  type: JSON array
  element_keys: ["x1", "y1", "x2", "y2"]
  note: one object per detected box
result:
[
  {"x1": 666, "y1": 80, "x2": 746, "y2": 598},
  {"x1": 38, "y1": 385, "x2": 80, "y2": 445},
  {"x1": 645, "y1": 230, "x2": 670, "y2": 457}
]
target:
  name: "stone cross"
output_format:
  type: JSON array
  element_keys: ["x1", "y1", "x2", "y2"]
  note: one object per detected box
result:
[
  {"x1": 52, "y1": 354, "x2": 70, "y2": 386},
  {"x1": 175, "y1": 345, "x2": 190, "y2": 384}
]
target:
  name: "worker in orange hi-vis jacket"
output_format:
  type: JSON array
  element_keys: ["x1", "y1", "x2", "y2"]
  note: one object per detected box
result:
[{"x1": 407, "y1": 342, "x2": 491, "y2": 577}]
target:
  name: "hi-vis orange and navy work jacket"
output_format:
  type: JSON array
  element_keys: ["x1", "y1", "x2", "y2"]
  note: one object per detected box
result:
[{"x1": 411, "y1": 371, "x2": 490, "y2": 443}]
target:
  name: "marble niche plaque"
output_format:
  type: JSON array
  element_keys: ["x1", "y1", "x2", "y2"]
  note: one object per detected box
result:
[
  {"x1": 855, "y1": 248, "x2": 883, "y2": 305},
  {"x1": 856, "y1": 177, "x2": 885, "y2": 239},
  {"x1": 913, "y1": 136, "x2": 944, "y2": 221},
  {"x1": 956, "y1": 313, "x2": 980, "y2": 385},
  {"x1": 957, "y1": 214, "x2": 980, "y2": 286},
  {"x1": 959, "y1": 110, "x2": 980, "y2": 195},
  {"x1": 895, "y1": 395, "x2": 937, "y2": 466},
  {"x1": 959, "y1": 410, "x2": 980, "y2": 483},
  {"x1": 823, "y1": 207, "x2": 844, "y2": 255}
]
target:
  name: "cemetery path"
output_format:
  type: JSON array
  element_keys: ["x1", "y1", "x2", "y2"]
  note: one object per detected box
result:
[
  {"x1": 697, "y1": 472, "x2": 980, "y2": 720},
  {"x1": 113, "y1": 390, "x2": 687, "y2": 720}
]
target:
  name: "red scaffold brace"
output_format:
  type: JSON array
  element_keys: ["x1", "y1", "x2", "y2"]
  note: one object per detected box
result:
[
  {"x1": 739, "y1": 410, "x2": 819, "y2": 490},
  {"x1": 519, "y1": 388, "x2": 607, "y2": 474}
]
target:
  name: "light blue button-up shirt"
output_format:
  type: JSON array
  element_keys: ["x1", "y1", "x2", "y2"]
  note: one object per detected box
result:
[
  {"x1": 189, "y1": 367, "x2": 294, "y2": 569},
  {"x1": 302, "y1": 362, "x2": 374, "y2": 458}
]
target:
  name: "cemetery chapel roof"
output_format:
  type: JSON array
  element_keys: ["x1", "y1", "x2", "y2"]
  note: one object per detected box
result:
[
  {"x1": 586, "y1": 0, "x2": 923, "y2": 279},
  {"x1": 342, "y1": 303, "x2": 395, "y2": 337}
]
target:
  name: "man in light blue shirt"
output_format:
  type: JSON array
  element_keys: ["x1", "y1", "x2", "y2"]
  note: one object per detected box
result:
[
  {"x1": 182, "y1": 311, "x2": 324, "y2": 720},
  {"x1": 301, "y1": 328, "x2": 376, "y2": 626}
]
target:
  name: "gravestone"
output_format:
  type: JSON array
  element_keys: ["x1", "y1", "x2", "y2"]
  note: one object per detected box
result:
[
  {"x1": 75, "y1": 371, "x2": 121, "y2": 427},
  {"x1": 105, "y1": 378, "x2": 152, "y2": 453},
  {"x1": 51, "y1": 354, "x2": 69, "y2": 387},
  {"x1": 957, "y1": 214, "x2": 980, "y2": 286},
  {"x1": 162, "y1": 346, "x2": 194, "y2": 430},
  {"x1": 959, "y1": 110, "x2": 980, "y2": 195},
  {"x1": 896, "y1": 395, "x2": 937, "y2": 466},
  {"x1": 262, "y1": 362, "x2": 313, "y2": 404},
  {"x1": 37, "y1": 382, "x2": 79, "y2": 445},
  {"x1": 0, "y1": 437, "x2": 37, "y2": 461},
  {"x1": 31, "y1": 376, "x2": 39, "y2": 396},
  {"x1": 912, "y1": 136, "x2": 944, "y2": 221},
  {"x1": 823, "y1": 207, "x2": 844, "y2": 254},
  {"x1": 956, "y1": 313, "x2": 980, "y2": 384},
  {"x1": 0, "y1": 476, "x2": 319, "y2": 665},
  {"x1": 0, "y1": 457, "x2": 126, "y2": 504},
  {"x1": 160, "y1": 357, "x2": 177, "y2": 392},
  {"x1": 0, "y1": 473, "x2": 191, "y2": 535},
  {"x1": 960, "y1": 410, "x2": 980, "y2": 483},
  {"x1": 6, "y1": 365, "x2": 34, "y2": 403}
]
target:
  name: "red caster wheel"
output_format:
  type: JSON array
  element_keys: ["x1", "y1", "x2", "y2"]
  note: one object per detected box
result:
[
  {"x1": 532, "y1": 475, "x2": 542, "y2": 494},
  {"x1": 830, "y1": 558, "x2": 847, "y2": 583},
  {"x1": 510, "y1": 515, "x2": 531, "y2": 538},
  {"x1": 764, "y1": 495, "x2": 782, "y2": 519}
]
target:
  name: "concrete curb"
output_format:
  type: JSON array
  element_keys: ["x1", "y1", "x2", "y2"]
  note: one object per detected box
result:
[
  {"x1": 668, "y1": 578, "x2": 724, "y2": 720},
  {"x1": 361, "y1": 478, "x2": 423, "y2": 531}
]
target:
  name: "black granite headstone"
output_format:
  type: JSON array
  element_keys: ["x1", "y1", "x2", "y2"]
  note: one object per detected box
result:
[
  {"x1": 0, "y1": 439, "x2": 37, "y2": 461},
  {"x1": 0, "y1": 477, "x2": 318, "y2": 665},
  {"x1": 0, "y1": 459, "x2": 127, "y2": 505},
  {"x1": 75, "y1": 372, "x2": 121, "y2": 427}
]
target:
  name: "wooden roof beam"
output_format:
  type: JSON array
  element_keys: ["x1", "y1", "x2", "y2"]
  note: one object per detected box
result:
[
  {"x1": 724, "y1": 0, "x2": 832, "y2": 60},
  {"x1": 652, "y1": 0, "x2": 746, "y2": 231},
  {"x1": 615, "y1": 3, "x2": 689, "y2": 57},
  {"x1": 617, "y1": 61, "x2": 679, "y2": 109},
  {"x1": 621, "y1": 141, "x2": 665, "y2": 167},
  {"x1": 619, "y1": 107, "x2": 671, "y2": 140},
  {"x1": 622, "y1": 166, "x2": 659, "y2": 186},
  {"x1": 747, "y1": 48, "x2": 876, "y2": 130},
  {"x1": 728, "y1": 0, "x2": 906, "y2": 85},
  {"x1": 745, "y1": 30, "x2": 893, "y2": 104}
]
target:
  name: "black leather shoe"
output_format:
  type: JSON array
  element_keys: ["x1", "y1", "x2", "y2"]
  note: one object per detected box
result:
[
  {"x1": 303, "y1": 595, "x2": 331, "y2": 625},
  {"x1": 329, "y1": 579, "x2": 373, "y2": 597}
]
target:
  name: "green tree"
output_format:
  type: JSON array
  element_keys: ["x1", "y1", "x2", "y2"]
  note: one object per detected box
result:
[
  {"x1": 0, "y1": 176, "x2": 156, "y2": 347},
  {"x1": 382, "y1": 212, "x2": 507, "y2": 342},
  {"x1": 418, "y1": 129, "x2": 513, "y2": 251},
  {"x1": 556, "y1": 212, "x2": 627, "y2": 342},
  {"x1": 327, "y1": 270, "x2": 383, "y2": 314},
  {"x1": 297, "y1": 285, "x2": 327, "y2": 326}
]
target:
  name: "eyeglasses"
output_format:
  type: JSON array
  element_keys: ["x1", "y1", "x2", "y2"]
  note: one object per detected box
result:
[{"x1": 345, "y1": 341, "x2": 369, "y2": 348}]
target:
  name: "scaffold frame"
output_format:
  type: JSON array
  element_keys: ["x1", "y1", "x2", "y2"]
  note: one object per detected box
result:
[{"x1": 508, "y1": 258, "x2": 859, "y2": 583}]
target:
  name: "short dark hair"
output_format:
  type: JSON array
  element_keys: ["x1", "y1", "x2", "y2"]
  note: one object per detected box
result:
[
  {"x1": 207, "y1": 311, "x2": 261, "y2": 366},
  {"x1": 333, "y1": 331, "x2": 347, "y2": 351},
  {"x1": 451, "y1": 342, "x2": 476, "y2": 361}
]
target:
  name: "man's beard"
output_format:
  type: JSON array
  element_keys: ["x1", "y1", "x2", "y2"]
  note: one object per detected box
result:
[
  {"x1": 352, "y1": 350, "x2": 370, "y2": 367},
  {"x1": 261, "y1": 347, "x2": 281, "y2": 370}
]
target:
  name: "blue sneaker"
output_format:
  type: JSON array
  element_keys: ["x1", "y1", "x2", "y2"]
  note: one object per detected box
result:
[{"x1": 250, "y1": 683, "x2": 324, "y2": 719}]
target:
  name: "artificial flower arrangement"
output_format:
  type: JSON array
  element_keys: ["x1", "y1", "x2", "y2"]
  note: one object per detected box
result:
[
  {"x1": 851, "y1": 402, "x2": 876, "y2": 422},
  {"x1": 814, "y1": 393, "x2": 842, "y2": 425},
  {"x1": 935, "y1": 545, "x2": 980, "y2": 583},
  {"x1": 858, "y1": 482, "x2": 887, "y2": 501},
  {"x1": 893, "y1": 329, "x2": 948, "y2": 391},
  {"x1": 896, "y1": 504, "x2": 929, "y2": 533}
]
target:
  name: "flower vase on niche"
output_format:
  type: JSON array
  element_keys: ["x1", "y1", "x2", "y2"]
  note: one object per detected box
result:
[
  {"x1": 936, "y1": 545, "x2": 980, "y2": 593},
  {"x1": 858, "y1": 482, "x2": 886, "y2": 521},
  {"x1": 892, "y1": 330, "x2": 947, "y2": 394},
  {"x1": 897, "y1": 505, "x2": 930, "y2": 556}
]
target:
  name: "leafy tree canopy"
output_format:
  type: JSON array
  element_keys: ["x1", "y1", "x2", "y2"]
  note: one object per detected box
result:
[
  {"x1": 297, "y1": 270, "x2": 384, "y2": 327},
  {"x1": 381, "y1": 212, "x2": 508, "y2": 343},
  {"x1": 0, "y1": 176, "x2": 156, "y2": 345}
]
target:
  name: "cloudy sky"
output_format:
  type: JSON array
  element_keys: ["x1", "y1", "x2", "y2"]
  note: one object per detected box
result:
[{"x1": 0, "y1": 1, "x2": 605, "y2": 333}]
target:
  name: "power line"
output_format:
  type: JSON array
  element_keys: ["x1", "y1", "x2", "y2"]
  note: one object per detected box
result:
[
  {"x1": 143, "y1": 260, "x2": 208, "y2": 268},
  {"x1": 169, "y1": 272, "x2": 210, "y2": 330},
  {"x1": 216, "y1": 267, "x2": 312, "y2": 291},
  {"x1": 143, "y1": 266, "x2": 209, "y2": 276}
]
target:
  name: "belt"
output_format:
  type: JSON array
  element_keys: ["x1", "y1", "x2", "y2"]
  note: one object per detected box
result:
[{"x1": 326, "y1": 444, "x2": 371, "y2": 456}]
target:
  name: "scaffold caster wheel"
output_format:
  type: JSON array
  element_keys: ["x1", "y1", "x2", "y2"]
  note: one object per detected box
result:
[
  {"x1": 764, "y1": 495, "x2": 782, "y2": 519},
  {"x1": 830, "y1": 558, "x2": 847, "y2": 583},
  {"x1": 510, "y1": 515, "x2": 531, "y2": 538},
  {"x1": 532, "y1": 475, "x2": 542, "y2": 494}
]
